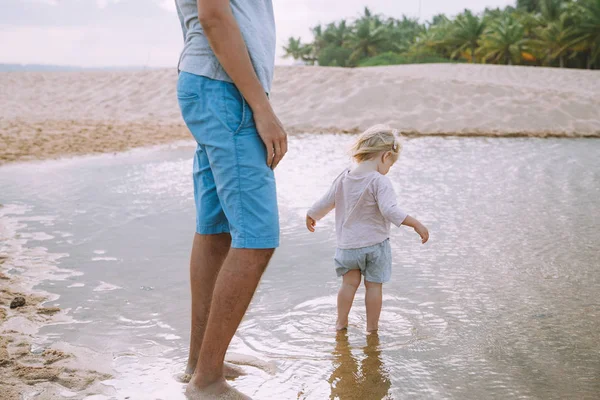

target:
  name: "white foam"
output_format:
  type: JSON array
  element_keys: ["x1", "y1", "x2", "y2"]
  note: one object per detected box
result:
[
  {"x1": 91, "y1": 257, "x2": 118, "y2": 261},
  {"x1": 92, "y1": 281, "x2": 122, "y2": 292}
]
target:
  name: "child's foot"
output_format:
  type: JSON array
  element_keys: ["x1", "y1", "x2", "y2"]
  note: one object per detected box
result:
[{"x1": 336, "y1": 318, "x2": 349, "y2": 331}]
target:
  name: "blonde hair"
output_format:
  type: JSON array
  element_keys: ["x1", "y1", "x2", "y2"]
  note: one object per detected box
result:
[{"x1": 350, "y1": 125, "x2": 402, "y2": 163}]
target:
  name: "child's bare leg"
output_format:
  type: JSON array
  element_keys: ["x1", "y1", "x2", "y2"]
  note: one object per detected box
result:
[
  {"x1": 337, "y1": 270, "x2": 361, "y2": 330},
  {"x1": 364, "y1": 280, "x2": 383, "y2": 332}
]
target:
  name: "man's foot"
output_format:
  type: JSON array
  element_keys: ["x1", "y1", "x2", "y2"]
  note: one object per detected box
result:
[
  {"x1": 185, "y1": 378, "x2": 251, "y2": 400},
  {"x1": 182, "y1": 362, "x2": 246, "y2": 382},
  {"x1": 223, "y1": 362, "x2": 246, "y2": 378}
]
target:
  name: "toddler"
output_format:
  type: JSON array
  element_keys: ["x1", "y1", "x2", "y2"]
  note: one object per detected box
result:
[{"x1": 306, "y1": 125, "x2": 429, "y2": 332}]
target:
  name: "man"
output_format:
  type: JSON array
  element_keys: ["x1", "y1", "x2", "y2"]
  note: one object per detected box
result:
[{"x1": 174, "y1": 0, "x2": 286, "y2": 398}]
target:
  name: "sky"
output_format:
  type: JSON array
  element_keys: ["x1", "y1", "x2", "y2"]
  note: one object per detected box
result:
[{"x1": 0, "y1": 0, "x2": 515, "y2": 68}]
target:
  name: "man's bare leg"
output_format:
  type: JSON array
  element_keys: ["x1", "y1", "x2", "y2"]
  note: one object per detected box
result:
[
  {"x1": 186, "y1": 248, "x2": 274, "y2": 399},
  {"x1": 185, "y1": 233, "x2": 244, "y2": 379}
]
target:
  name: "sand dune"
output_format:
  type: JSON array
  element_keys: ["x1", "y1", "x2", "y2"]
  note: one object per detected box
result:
[{"x1": 1, "y1": 64, "x2": 599, "y2": 163}]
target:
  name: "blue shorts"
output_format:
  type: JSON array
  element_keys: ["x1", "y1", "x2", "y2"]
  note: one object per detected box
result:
[
  {"x1": 334, "y1": 240, "x2": 392, "y2": 283},
  {"x1": 177, "y1": 72, "x2": 279, "y2": 249}
]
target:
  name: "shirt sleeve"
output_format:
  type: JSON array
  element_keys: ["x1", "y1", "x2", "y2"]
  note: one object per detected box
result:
[
  {"x1": 307, "y1": 173, "x2": 342, "y2": 220},
  {"x1": 374, "y1": 176, "x2": 408, "y2": 227}
]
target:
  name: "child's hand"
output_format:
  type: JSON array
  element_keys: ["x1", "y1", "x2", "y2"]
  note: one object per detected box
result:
[
  {"x1": 306, "y1": 215, "x2": 316, "y2": 232},
  {"x1": 415, "y1": 223, "x2": 429, "y2": 244}
]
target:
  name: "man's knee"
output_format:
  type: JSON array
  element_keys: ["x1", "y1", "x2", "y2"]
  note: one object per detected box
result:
[
  {"x1": 194, "y1": 232, "x2": 232, "y2": 249},
  {"x1": 232, "y1": 248, "x2": 275, "y2": 270}
]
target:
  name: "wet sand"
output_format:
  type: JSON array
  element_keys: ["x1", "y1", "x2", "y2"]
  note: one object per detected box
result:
[
  {"x1": 1, "y1": 64, "x2": 599, "y2": 165},
  {"x1": 0, "y1": 213, "x2": 112, "y2": 399}
]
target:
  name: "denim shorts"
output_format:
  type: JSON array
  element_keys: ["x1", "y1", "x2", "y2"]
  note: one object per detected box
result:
[
  {"x1": 334, "y1": 240, "x2": 392, "y2": 283},
  {"x1": 177, "y1": 72, "x2": 279, "y2": 249}
]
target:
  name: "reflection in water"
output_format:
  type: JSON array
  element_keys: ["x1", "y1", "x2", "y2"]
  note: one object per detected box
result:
[{"x1": 329, "y1": 332, "x2": 391, "y2": 400}]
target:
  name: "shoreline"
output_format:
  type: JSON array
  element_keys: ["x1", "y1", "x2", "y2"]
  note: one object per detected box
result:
[
  {"x1": 1, "y1": 119, "x2": 598, "y2": 166},
  {"x1": 0, "y1": 205, "x2": 113, "y2": 399},
  {"x1": 2, "y1": 64, "x2": 599, "y2": 165}
]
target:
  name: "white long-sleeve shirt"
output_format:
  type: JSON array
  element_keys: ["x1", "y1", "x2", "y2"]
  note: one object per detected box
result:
[{"x1": 308, "y1": 170, "x2": 408, "y2": 249}]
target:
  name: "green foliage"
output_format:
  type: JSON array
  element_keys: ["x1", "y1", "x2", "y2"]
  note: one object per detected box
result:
[
  {"x1": 517, "y1": 0, "x2": 541, "y2": 13},
  {"x1": 347, "y1": 18, "x2": 389, "y2": 64},
  {"x1": 446, "y1": 10, "x2": 487, "y2": 62},
  {"x1": 565, "y1": 0, "x2": 600, "y2": 68},
  {"x1": 478, "y1": 14, "x2": 527, "y2": 65},
  {"x1": 283, "y1": 37, "x2": 312, "y2": 63},
  {"x1": 283, "y1": 1, "x2": 598, "y2": 69},
  {"x1": 529, "y1": 13, "x2": 572, "y2": 66},
  {"x1": 318, "y1": 44, "x2": 353, "y2": 67},
  {"x1": 358, "y1": 52, "x2": 458, "y2": 66}
]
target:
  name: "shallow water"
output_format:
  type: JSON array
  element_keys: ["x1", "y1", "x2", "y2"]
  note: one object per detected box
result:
[{"x1": 1, "y1": 136, "x2": 599, "y2": 400}]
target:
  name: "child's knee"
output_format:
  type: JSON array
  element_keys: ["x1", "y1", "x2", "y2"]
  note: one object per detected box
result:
[{"x1": 364, "y1": 280, "x2": 382, "y2": 290}]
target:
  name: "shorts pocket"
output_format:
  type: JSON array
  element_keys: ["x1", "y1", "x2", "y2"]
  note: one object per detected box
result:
[
  {"x1": 223, "y1": 82, "x2": 252, "y2": 134},
  {"x1": 177, "y1": 92, "x2": 199, "y2": 102},
  {"x1": 177, "y1": 72, "x2": 200, "y2": 102}
]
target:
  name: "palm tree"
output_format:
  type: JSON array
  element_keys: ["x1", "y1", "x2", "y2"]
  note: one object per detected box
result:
[
  {"x1": 411, "y1": 19, "x2": 454, "y2": 59},
  {"x1": 323, "y1": 20, "x2": 351, "y2": 47},
  {"x1": 539, "y1": 0, "x2": 567, "y2": 22},
  {"x1": 429, "y1": 13, "x2": 450, "y2": 27},
  {"x1": 318, "y1": 21, "x2": 353, "y2": 67},
  {"x1": 514, "y1": 7, "x2": 542, "y2": 39},
  {"x1": 283, "y1": 37, "x2": 312, "y2": 63},
  {"x1": 446, "y1": 10, "x2": 486, "y2": 62},
  {"x1": 565, "y1": 0, "x2": 600, "y2": 69},
  {"x1": 381, "y1": 17, "x2": 421, "y2": 54},
  {"x1": 478, "y1": 14, "x2": 527, "y2": 65},
  {"x1": 311, "y1": 25, "x2": 327, "y2": 56},
  {"x1": 347, "y1": 19, "x2": 388, "y2": 64},
  {"x1": 517, "y1": 0, "x2": 541, "y2": 13},
  {"x1": 529, "y1": 14, "x2": 572, "y2": 67}
]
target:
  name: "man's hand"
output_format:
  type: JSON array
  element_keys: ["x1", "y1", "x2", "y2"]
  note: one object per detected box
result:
[
  {"x1": 197, "y1": 1, "x2": 287, "y2": 168},
  {"x1": 414, "y1": 223, "x2": 429, "y2": 244},
  {"x1": 254, "y1": 110, "x2": 288, "y2": 169},
  {"x1": 306, "y1": 215, "x2": 316, "y2": 232}
]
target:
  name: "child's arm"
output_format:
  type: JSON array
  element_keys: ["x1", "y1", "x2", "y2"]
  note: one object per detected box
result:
[
  {"x1": 306, "y1": 177, "x2": 339, "y2": 232},
  {"x1": 375, "y1": 176, "x2": 429, "y2": 244},
  {"x1": 401, "y1": 215, "x2": 429, "y2": 244}
]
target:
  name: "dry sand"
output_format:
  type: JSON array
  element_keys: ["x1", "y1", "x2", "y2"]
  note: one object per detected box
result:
[{"x1": 1, "y1": 64, "x2": 599, "y2": 164}]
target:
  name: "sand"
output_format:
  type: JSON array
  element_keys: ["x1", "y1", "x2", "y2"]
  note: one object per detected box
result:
[
  {"x1": 0, "y1": 264, "x2": 112, "y2": 399},
  {"x1": 1, "y1": 64, "x2": 599, "y2": 164},
  {"x1": 0, "y1": 207, "x2": 113, "y2": 399}
]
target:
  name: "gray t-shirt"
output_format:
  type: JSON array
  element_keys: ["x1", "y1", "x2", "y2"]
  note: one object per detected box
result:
[{"x1": 175, "y1": 0, "x2": 276, "y2": 93}]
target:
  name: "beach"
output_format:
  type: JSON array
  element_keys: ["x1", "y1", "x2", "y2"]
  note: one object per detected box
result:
[
  {"x1": 1, "y1": 64, "x2": 599, "y2": 165},
  {"x1": 1, "y1": 65, "x2": 600, "y2": 399}
]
